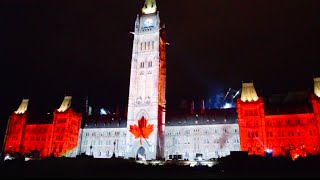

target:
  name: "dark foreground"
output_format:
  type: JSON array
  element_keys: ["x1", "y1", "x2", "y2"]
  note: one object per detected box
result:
[{"x1": 1, "y1": 155, "x2": 320, "y2": 179}]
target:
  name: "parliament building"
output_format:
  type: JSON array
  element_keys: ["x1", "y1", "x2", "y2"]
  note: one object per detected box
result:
[{"x1": 3, "y1": 0, "x2": 320, "y2": 161}]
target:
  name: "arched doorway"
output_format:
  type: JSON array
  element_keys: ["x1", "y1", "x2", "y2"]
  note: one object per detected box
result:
[{"x1": 136, "y1": 146, "x2": 146, "y2": 160}]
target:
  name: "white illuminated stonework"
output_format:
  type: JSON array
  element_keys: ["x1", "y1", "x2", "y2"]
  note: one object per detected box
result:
[
  {"x1": 126, "y1": 0, "x2": 166, "y2": 160},
  {"x1": 165, "y1": 124, "x2": 240, "y2": 160},
  {"x1": 77, "y1": 0, "x2": 240, "y2": 161},
  {"x1": 79, "y1": 128, "x2": 127, "y2": 158}
]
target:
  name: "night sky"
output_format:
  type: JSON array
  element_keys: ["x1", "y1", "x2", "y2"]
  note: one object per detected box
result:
[{"x1": 0, "y1": 0, "x2": 319, "y2": 147}]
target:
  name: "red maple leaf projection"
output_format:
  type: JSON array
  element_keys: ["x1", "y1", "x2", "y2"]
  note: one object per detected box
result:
[{"x1": 129, "y1": 116, "x2": 154, "y2": 145}]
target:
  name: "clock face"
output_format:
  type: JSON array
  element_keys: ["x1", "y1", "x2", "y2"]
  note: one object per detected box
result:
[{"x1": 144, "y1": 18, "x2": 153, "y2": 27}]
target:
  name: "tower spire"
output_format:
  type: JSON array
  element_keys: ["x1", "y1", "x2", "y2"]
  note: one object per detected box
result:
[{"x1": 142, "y1": 0, "x2": 156, "y2": 14}]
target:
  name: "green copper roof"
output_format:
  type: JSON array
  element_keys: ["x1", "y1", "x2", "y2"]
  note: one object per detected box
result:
[{"x1": 142, "y1": 0, "x2": 156, "y2": 14}]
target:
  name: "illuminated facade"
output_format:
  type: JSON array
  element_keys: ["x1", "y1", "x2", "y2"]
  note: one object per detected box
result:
[
  {"x1": 3, "y1": 96, "x2": 82, "y2": 158},
  {"x1": 237, "y1": 78, "x2": 320, "y2": 159},
  {"x1": 79, "y1": 0, "x2": 240, "y2": 161},
  {"x1": 125, "y1": 0, "x2": 166, "y2": 160},
  {"x1": 4, "y1": 0, "x2": 320, "y2": 162}
]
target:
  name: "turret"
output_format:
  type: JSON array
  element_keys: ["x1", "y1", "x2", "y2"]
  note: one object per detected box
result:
[
  {"x1": 236, "y1": 81, "x2": 266, "y2": 156},
  {"x1": 4, "y1": 98, "x2": 28, "y2": 155},
  {"x1": 52, "y1": 96, "x2": 82, "y2": 157}
]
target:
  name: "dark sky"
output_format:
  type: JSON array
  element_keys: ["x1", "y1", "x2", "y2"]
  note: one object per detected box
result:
[{"x1": 0, "y1": 0, "x2": 320, "y2": 146}]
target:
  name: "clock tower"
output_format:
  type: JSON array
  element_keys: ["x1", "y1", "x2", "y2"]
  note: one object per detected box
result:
[{"x1": 125, "y1": 0, "x2": 166, "y2": 160}]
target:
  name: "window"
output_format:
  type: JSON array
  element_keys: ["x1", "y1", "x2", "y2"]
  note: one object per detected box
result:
[
  {"x1": 270, "y1": 132, "x2": 273, "y2": 137},
  {"x1": 140, "y1": 42, "x2": 143, "y2": 51},
  {"x1": 57, "y1": 118, "x2": 66, "y2": 123},
  {"x1": 148, "y1": 41, "x2": 150, "y2": 50},
  {"x1": 144, "y1": 42, "x2": 146, "y2": 50},
  {"x1": 152, "y1": 41, "x2": 154, "y2": 49},
  {"x1": 185, "y1": 130, "x2": 190, "y2": 135},
  {"x1": 255, "y1": 121, "x2": 258, "y2": 126},
  {"x1": 140, "y1": 62, "x2": 145, "y2": 68}
]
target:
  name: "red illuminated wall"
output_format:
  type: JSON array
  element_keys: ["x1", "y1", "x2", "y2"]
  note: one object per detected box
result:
[
  {"x1": 4, "y1": 108, "x2": 81, "y2": 159},
  {"x1": 237, "y1": 94, "x2": 320, "y2": 158},
  {"x1": 236, "y1": 98, "x2": 267, "y2": 156},
  {"x1": 22, "y1": 124, "x2": 53, "y2": 157},
  {"x1": 4, "y1": 113, "x2": 27, "y2": 154},
  {"x1": 51, "y1": 108, "x2": 82, "y2": 157}
]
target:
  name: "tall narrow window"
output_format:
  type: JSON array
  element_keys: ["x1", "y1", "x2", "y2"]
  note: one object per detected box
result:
[
  {"x1": 152, "y1": 41, "x2": 154, "y2": 49},
  {"x1": 144, "y1": 42, "x2": 146, "y2": 50},
  {"x1": 148, "y1": 41, "x2": 150, "y2": 50},
  {"x1": 140, "y1": 42, "x2": 143, "y2": 51}
]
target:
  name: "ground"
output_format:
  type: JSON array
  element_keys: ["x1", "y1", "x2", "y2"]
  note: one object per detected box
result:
[{"x1": 1, "y1": 155, "x2": 320, "y2": 179}]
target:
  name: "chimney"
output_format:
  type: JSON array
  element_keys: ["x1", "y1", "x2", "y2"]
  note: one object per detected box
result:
[
  {"x1": 200, "y1": 99, "x2": 205, "y2": 114},
  {"x1": 190, "y1": 100, "x2": 194, "y2": 115},
  {"x1": 115, "y1": 104, "x2": 120, "y2": 118}
]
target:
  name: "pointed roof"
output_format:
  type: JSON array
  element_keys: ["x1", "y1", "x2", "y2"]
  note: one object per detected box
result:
[
  {"x1": 57, "y1": 96, "x2": 72, "y2": 112},
  {"x1": 15, "y1": 98, "x2": 29, "y2": 114},
  {"x1": 142, "y1": 0, "x2": 156, "y2": 14},
  {"x1": 240, "y1": 82, "x2": 259, "y2": 102},
  {"x1": 314, "y1": 77, "x2": 320, "y2": 98}
]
